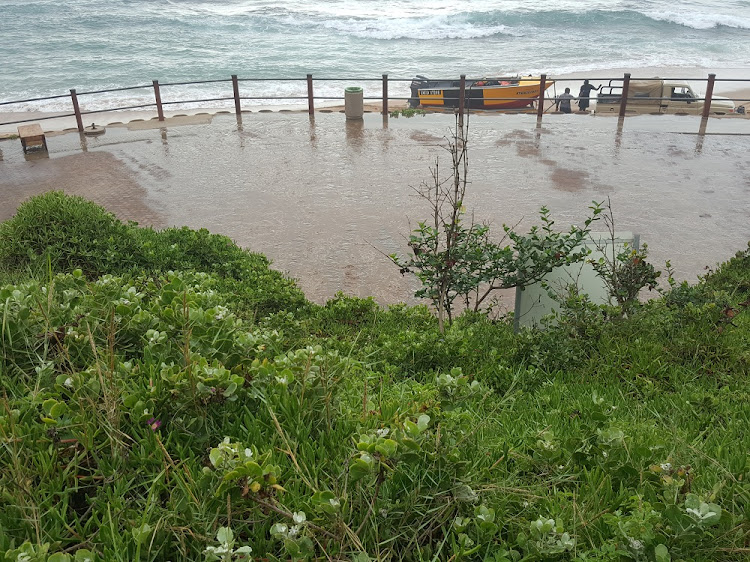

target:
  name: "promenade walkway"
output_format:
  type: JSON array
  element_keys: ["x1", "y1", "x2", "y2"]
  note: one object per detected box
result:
[{"x1": 1, "y1": 111, "x2": 748, "y2": 305}]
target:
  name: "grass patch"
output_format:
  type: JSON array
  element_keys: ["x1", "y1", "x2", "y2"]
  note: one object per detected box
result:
[{"x1": 1, "y1": 193, "x2": 749, "y2": 561}]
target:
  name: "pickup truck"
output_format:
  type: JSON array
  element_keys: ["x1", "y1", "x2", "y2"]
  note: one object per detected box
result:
[{"x1": 595, "y1": 79, "x2": 735, "y2": 115}]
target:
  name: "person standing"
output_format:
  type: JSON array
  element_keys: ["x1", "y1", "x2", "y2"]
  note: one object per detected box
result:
[
  {"x1": 555, "y1": 87, "x2": 575, "y2": 113},
  {"x1": 577, "y1": 79, "x2": 601, "y2": 113}
]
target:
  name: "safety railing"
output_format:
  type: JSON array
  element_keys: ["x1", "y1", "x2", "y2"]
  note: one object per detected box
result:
[{"x1": 1, "y1": 73, "x2": 748, "y2": 132}]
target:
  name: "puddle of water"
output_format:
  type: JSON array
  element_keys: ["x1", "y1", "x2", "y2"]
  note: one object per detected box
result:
[{"x1": 1, "y1": 112, "x2": 748, "y2": 306}]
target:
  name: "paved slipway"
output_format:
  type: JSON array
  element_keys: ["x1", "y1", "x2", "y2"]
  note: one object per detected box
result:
[
  {"x1": 1, "y1": 111, "x2": 749, "y2": 306},
  {"x1": 0, "y1": 151, "x2": 166, "y2": 227}
]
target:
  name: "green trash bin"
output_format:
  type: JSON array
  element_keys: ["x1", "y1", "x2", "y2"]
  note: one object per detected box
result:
[{"x1": 345, "y1": 86, "x2": 364, "y2": 120}]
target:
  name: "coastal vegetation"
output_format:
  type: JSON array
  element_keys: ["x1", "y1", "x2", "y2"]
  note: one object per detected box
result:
[
  {"x1": 388, "y1": 122, "x2": 603, "y2": 331},
  {"x1": 1, "y1": 192, "x2": 749, "y2": 561},
  {"x1": 389, "y1": 109, "x2": 426, "y2": 118}
]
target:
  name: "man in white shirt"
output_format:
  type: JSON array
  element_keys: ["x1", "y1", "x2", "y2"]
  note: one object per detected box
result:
[{"x1": 555, "y1": 88, "x2": 575, "y2": 113}]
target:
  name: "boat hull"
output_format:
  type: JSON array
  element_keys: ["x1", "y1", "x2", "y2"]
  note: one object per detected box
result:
[{"x1": 409, "y1": 77, "x2": 553, "y2": 110}]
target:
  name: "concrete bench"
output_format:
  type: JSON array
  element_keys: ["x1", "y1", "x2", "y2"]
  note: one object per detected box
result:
[{"x1": 17, "y1": 124, "x2": 48, "y2": 153}]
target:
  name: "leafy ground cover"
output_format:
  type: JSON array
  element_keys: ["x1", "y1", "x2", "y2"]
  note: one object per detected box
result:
[{"x1": 1, "y1": 192, "x2": 749, "y2": 561}]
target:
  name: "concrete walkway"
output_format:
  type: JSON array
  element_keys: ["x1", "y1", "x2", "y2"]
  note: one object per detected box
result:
[{"x1": 1, "y1": 111, "x2": 748, "y2": 305}]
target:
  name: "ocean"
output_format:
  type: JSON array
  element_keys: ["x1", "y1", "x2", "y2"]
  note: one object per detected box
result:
[{"x1": 2, "y1": 0, "x2": 750, "y2": 111}]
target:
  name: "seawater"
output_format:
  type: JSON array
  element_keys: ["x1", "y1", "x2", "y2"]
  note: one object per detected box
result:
[{"x1": 2, "y1": 0, "x2": 750, "y2": 111}]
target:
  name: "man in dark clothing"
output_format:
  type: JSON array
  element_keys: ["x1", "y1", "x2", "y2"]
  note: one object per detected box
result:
[
  {"x1": 555, "y1": 87, "x2": 575, "y2": 113},
  {"x1": 577, "y1": 79, "x2": 601, "y2": 113}
]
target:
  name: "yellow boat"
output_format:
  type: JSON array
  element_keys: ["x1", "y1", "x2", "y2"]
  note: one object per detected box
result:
[{"x1": 408, "y1": 75, "x2": 554, "y2": 110}]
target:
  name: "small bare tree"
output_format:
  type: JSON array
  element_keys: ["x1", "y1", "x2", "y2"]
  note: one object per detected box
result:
[
  {"x1": 391, "y1": 114, "x2": 601, "y2": 332},
  {"x1": 589, "y1": 197, "x2": 660, "y2": 316}
]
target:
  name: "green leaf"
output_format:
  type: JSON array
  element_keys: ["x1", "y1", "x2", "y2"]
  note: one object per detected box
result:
[
  {"x1": 284, "y1": 538, "x2": 300, "y2": 557},
  {"x1": 654, "y1": 544, "x2": 670, "y2": 562},
  {"x1": 297, "y1": 536, "x2": 314, "y2": 557},
  {"x1": 401, "y1": 437, "x2": 420, "y2": 451},
  {"x1": 312, "y1": 490, "x2": 335, "y2": 504},
  {"x1": 132, "y1": 523, "x2": 152, "y2": 544},
  {"x1": 74, "y1": 550, "x2": 95, "y2": 562},
  {"x1": 209, "y1": 448, "x2": 222, "y2": 468},
  {"x1": 453, "y1": 484, "x2": 478, "y2": 503},
  {"x1": 242, "y1": 461, "x2": 263, "y2": 478},
  {"x1": 404, "y1": 420, "x2": 419, "y2": 438},
  {"x1": 216, "y1": 526, "x2": 233, "y2": 545},
  {"x1": 349, "y1": 458, "x2": 373, "y2": 482},
  {"x1": 222, "y1": 381, "x2": 238, "y2": 397},
  {"x1": 685, "y1": 494, "x2": 700, "y2": 510},
  {"x1": 42, "y1": 398, "x2": 58, "y2": 415},
  {"x1": 475, "y1": 505, "x2": 495, "y2": 524},
  {"x1": 49, "y1": 401, "x2": 67, "y2": 418},
  {"x1": 374, "y1": 439, "x2": 398, "y2": 458}
]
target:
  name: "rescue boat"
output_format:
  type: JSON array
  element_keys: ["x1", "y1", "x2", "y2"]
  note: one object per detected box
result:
[{"x1": 408, "y1": 75, "x2": 554, "y2": 110}]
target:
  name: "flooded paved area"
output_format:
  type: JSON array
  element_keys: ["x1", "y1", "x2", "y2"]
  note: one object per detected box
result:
[{"x1": 1, "y1": 112, "x2": 749, "y2": 305}]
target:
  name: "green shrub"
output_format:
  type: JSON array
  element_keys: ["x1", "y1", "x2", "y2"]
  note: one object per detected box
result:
[
  {"x1": 702, "y1": 242, "x2": 750, "y2": 297},
  {"x1": 0, "y1": 192, "x2": 308, "y2": 317},
  {"x1": 2, "y1": 193, "x2": 750, "y2": 560},
  {"x1": 0, "y1": 191, "x2": 138, "y2": 276}
]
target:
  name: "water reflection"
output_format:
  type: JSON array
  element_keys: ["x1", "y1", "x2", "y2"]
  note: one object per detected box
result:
[
  {"x1": 695, "y1": 117, "x2": 709, "y2": 155},
  {"x1": 158, "y1": 127, "x2": 169, "y2": 158},
  {"x1": 345, "y1": 119, "x2": 364, "y2": 149},
  {"x1": 614, "y1": 116, "x2": 625, "y2": 155},
  {"x1": 24, "y1": 149, "x2": 49, "y2": 162},
  {"x1": 308, "y1": 116, "x2": 318, "y2": 148}
]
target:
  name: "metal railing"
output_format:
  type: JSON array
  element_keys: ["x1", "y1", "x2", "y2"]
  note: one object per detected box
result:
[{"x1": 1, "y1": 73, "x2": 748, "y2": 132}]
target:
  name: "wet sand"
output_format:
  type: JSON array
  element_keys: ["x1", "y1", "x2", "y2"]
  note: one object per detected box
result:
[{"x1": 1, "y1": 110, "x2": 749, "y2": 306}]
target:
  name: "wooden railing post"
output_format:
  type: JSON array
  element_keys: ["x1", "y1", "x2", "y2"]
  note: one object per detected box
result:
[
  {"x1": 459, "y1": 74, "x2": 466, "y2": 115},
  {"x1": 232, "y1": 75, "x2": 242, "y2": 115},
  {"x1": 70, "y1": 89, "x2": 84, "y2": 132},
  {"x1": 382, "y1": 74, "x2": 388, "y2": 115},
  {"x1": 618, "y1": 73, "x2": 631, "y2": 118},
  {"x1": 153, "y1": 80, "x2": 165, "y2": 121},
  {"x1": 307, "y1": 74, "x2": 314, "y2": 116},
  {"x1": 536, "y1": 74, "x2": 547, "y2": 121},
  {"x1": 702, "y1": 73, "x2": 716, "y2": 119}
]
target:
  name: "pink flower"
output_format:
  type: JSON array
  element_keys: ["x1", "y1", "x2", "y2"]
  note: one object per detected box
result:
[{"x1": 147, "y1": 417, "x2": 162, "y2": 431}]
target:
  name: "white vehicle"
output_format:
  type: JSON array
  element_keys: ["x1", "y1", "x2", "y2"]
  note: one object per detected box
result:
[{"x1": 595, "y1": 79, "x2": 735, "y2": 115}]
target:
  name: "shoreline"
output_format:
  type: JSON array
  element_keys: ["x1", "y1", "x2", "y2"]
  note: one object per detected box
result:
[{"x1": 3, "y1": 65, "x2": 750, "y2": 137}]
